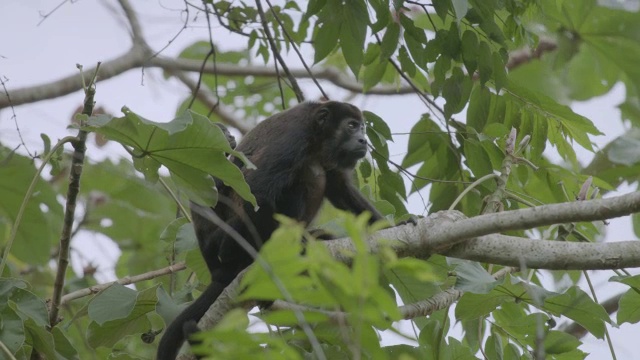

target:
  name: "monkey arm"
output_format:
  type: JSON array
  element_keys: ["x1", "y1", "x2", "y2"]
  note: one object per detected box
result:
[{"x1": 325, "y1": 169, "x2": 384, "y2": 224}]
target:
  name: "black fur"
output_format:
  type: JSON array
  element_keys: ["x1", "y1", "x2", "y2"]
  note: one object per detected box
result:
[{"x1": 156, "y1": 101, "x2": 383, "y2": 360}]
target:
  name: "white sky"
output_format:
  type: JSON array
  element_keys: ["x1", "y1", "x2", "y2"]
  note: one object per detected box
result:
[{"x1": 0, "y1": 1, "x2": 637, "y2": 358}]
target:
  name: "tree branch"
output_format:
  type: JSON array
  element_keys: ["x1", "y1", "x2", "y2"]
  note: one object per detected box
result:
[
  {"x1": 118, "y1": 0, "x2": 145, "y2": 44},
  {"x1": 255, "y1": 0, "x2": 304, "y2": 102},
  {"x1": 323, "y1": 191, "x2": 640, "y2": 266},
  {"x1": 49, "y1": 66, "x2": 97, "y2": 327},
  {"x1": 0, "y1": 48, "x2": 146, "y2": 109},
  {"x1": 183, "y1": 192, "x2": 640, "y2": 357},
  {"x1": 167, "y1": 70, "x2": 252, "y2": 133},
  {"x1": 60, "y1": 262, "x2": 187, "y2": 305},
  {"x1": 0, "y1": 39, "x2": 560, "y2": 110}
]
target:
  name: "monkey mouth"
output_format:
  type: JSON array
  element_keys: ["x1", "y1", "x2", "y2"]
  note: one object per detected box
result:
[{"x1": 352, "y1": 147, "x2": 368, "y2": 158}]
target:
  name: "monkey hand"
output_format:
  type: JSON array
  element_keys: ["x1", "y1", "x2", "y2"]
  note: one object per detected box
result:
[{"x1": 395, "y1": 214, "x2": 420, "y2": 227}]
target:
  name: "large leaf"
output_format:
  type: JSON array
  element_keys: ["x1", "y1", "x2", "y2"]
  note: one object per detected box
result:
[
  {"x1": 87, "y1": 285, "x2": 159, "y2": 348},
  {"x1": 0, "y1": 147, "x2": 63, "y2": 265},
  {"x1": 541, "y1": 0, "x2": 640, "y2": 95},
  {"x1": 83, "y1": 109, "x2": 255, "y2": 207}
]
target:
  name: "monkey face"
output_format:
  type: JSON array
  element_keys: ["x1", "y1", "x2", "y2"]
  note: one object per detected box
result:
[{"x1": 332, "y1": 117, "x2": 368, "y2": 168}]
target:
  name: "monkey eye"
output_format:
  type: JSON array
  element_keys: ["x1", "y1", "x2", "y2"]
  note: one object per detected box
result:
[{"x1": 348, "y1": 120, "x2": 360, "y2": 130}]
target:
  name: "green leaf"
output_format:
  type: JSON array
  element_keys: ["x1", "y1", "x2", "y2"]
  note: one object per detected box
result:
[
  {"x1": 398, "y1": 45, "x2": 417, "y2": 77},
  {"x1": 443, "y1": 67, "x2": 473, "y2": 118},
  {"x1": 399, "y1": 13, "x2": 427, "y2": 43},
  {"x1": 431, "y1": 55, "x2": 450, "y2": 96},
  {"x1": 404, "y1": 34, "x2": 425, "y2": 69},
  {"x1": 493, "y1": 302, "x2": 535, "y2": 338},
  {"x1": 611, "y1": 274, "x2": 640, "y2": 324},
  {"x1": 450, "y1": 259, "x2": 500, "y2": 294},
  {"x1": 369, "y1": 0, "x2": 391, "y2": 33},
  {"x1": 544, "y1": 287, "x2": 610, "y2": 339},
  {"x1": 467, "y1": 85, "x2": 491, "y2": 132},
  {"x1": 463, "y1": 140, "x2": 494, "y2": 178},
  {"x1": 484, "y1": 334, "x2": 502, "y2": 360},
  {"x1": 87, "y1": 285, "x2": 159, "y2": 348},
  {"x1": 312, "y1": 14, "x2": 340, "y2": 63},
  {"x1": 380, "y1": 22, "x2": 400, "y2": 59},
  {"x1": 359, "y1": 159, "x2": 372, "y2": 179},
  {"x1": 506, "y1": 81, "x2": 602, "y2": 152},
  {"x1": 477, "y1": 41, "x2": 493, "y2": 86},
  {"x1": 88, "y1": 284, "x2": 138, "y2": 325},
  {"x1": 363, "y1": 43, "x2": 381, "y2": 66},
  {"x1": 363, "y1": 111, "x2": 393, "y2": 141},
  {"x1": 51, "y1": 327, "x2": 78, "y2": 359},
  {"x1": 461, "y1": 30, "x2": 479, "y2": 76},
  {"x1": 10, "y1": 288, "x2": 49, "y2": 327},
  {"x1": 544, "y1": 330, "x2": 582, "y2": 354},
  {"x1": 79, "y1": 159, "x2": 176, "y2": 275},
  {"x1": 492, "y1": 51, "x2": 507, "y2": 92},
  {"x1": 530, "y1": 114, "x2": 549, "y2": 162},
  {"x1": 402, "y1": 114, "x2": 440, "y2": 168},
  {"x1": 443, "y1": 22, "x2": 462, "y2": 60},
  {"x1": 457, "y1": 276, "x2": 553, "y2": 321},
  {"x1": 363, "y1": 59, "x2": 388, "y2": 91},
  {"x1": 0, "y1": 306, "x2": 24, "y2": 354},
  {"x1": 618, "y1": 287, "x2": 640, "y2": 324},
  {"x1": 185, "y1": 245, "x2": 209, "y2": 284},
  {"x1": 159, "y1": 217, "x2": 190, "y2": 243},
  {"x1": 440, "y1": 337, "x2": 477, "y2": 359},
  {"x1": 0, "y1": 146, "x2": 63, "y2": 265},
  {"x1": 23, "y1": 318, "x2": 57, "y2": 360},
  {"x1": 240, "y1": 222, "x2": 307, "y2": 301},
  {"x1": 607, "y1": 129, "x2": 640, "y2": 166},
  {"x1": 451, "y1": 0, "x2": 469, "y2": 21},
  {"x1": 377, "y1": 170, "x2": 408, "y2": 214},
  {"x1": 424, "y1": 33, "x2": 445, "y2": 64},
  {"x1": 340, "y1": 0, "x2": 369, "y2": 77},
  {"x1": 432, "y1": 0, "x2": 450, "y2": 21},
  {"x1": 83, "y1": 109, "x2": 255, "y2": 207},
  {"x1": 305, "y1": 0, "x2": 327, "y2": 18}
]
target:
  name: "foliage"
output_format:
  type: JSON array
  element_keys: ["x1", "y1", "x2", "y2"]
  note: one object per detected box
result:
[{"x1": 1, "y1": 0, "x2": 640, "y2": 359}]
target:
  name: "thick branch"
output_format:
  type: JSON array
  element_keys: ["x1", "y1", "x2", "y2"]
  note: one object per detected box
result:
[
  {"x1": 1, "y1": 39, "x2": 560, "y2": 109},
  {"x1": 149, "y1": 57, "x2": 408, "y2": 95},
  {"x1": 191, "y1": 192, "x2": 640, "y2": 341},
  {"x1": 444, "y1": 235, "x2": 640, "y2": 269},
  {"x1": 323, "y1": 192, "x2": 640, "y2": 266},
  {"x1": 0, "y1": 48, "x2": 146, "y2": 108}
]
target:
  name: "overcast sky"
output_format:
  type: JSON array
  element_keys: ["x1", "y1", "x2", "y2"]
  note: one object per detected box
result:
[{"x1": 1, "y1": 1, "x2": 637, "y2": 358}]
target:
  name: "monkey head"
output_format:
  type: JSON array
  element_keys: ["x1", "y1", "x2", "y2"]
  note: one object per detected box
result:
[{"x1": 314, "y1": 101, "x2": 368, "y2": 170}]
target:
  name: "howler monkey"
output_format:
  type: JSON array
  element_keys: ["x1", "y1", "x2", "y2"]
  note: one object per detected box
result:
[{"x1": 157, "y1": 101, "x2": 385, "y2": 360}]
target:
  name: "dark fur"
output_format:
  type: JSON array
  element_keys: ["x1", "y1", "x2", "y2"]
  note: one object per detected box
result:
[{"x1": 156, "y1": 101, "x2": 383, "y2": 360}]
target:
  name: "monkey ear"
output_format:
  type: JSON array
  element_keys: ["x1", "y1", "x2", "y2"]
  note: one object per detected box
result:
[{"x1": 316, "y1": 107, "x2": 331, "y2": 126}]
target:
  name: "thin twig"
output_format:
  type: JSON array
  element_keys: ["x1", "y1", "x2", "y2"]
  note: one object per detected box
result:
[
  {"x1": 168, "y1": 69, "x2": 251, "y2": 133},
  {"x1": 37, "y1": 0, "x2": 70, "y2": 26},
  {"x1": 255, "y1": 0, "x2": 304, "y2": 102},
  {"x1": 0, "y1": 76, "x2": 33, "y2": 157},
  {"x1": 60, "y1": 262, "x2": 187, "y2": 305},
  {"x1": 0, "y1": 340, "x2": 16, "y2": 360},
  {"x1": 264, "y1": 0, "x2": 327, "y2": 99},
  {"x1": 117, "y1": 0, "x2": 144, "y2": 43}
]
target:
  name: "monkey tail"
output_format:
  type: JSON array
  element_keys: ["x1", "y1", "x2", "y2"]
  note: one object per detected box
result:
[{"x1": 156, "y1": 281, "x2": 227, "y2": 360}]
